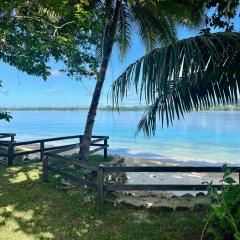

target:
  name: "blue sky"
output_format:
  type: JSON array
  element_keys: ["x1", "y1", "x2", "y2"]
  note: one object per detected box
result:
[{"x1": 0, "y1": 12, "x2": 239, "y2": 108}]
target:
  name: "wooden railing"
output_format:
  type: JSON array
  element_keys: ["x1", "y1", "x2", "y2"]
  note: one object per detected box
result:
[
  {"x1": 0, "y1": 133, "x2": 109, "y2": 165},
  {"x1": 0, "y1": 133, "x2": 15, "y2": 141},
  {"x1": 42, "y1": 154, "x2": 240, "y2": 212},
  {"x1": 96, "y1": 166, "x2": 240, "y2": 211}
]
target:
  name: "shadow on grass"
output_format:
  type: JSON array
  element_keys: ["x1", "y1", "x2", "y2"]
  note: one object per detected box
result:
[{"x1": 0, "y1": 163, "x2": 207, "y2": 240}]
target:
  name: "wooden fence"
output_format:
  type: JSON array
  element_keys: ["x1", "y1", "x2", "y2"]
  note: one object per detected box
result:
[
  {"x1": 42, "y1": 153, "x2": 240, "y2": 212},
  {"x1": 0, "y1": 133, "x2": 109, "y2": 165}
]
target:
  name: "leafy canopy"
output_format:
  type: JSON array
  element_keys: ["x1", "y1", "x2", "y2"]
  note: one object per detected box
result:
[
  {"x1": 0, "y1": 0, "x2": 100, "y2": 120},
  {"x1": 0, "y1": 0, "x2": 98, "y2": 79}
]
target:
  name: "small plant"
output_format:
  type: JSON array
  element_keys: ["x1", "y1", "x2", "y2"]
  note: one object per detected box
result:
[{"x1": 201, "y1": 164, "x2": 240, "y2": 240}]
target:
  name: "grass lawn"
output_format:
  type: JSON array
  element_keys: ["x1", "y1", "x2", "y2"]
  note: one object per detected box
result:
[{"x1": 0, "y1": 159, "x2": 207, "y2": 240}]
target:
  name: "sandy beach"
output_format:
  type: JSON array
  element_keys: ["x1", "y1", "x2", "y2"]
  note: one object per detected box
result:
[
  {"x1": 122, "y1": 156, "x2": 239, "y2": 197},
  {"x1": 12, "y1": 145, "x2": 239, "y2": 196}
]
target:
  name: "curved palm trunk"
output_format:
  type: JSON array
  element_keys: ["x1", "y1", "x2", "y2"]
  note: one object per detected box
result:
[{"x1": 80, "y1": 0, "x2": 121, "y2": 161}]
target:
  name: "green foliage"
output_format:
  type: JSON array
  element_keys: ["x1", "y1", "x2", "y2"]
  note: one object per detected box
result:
[
  {"x1": 110, "y1": 2, "x2": 240, "y2": 137},
  {"x1": 111, "y1": 32, "x2": 240, "y2": 137},
  {"x1": 202, "y1": 164, "x2": 240, "y2": 240},
  {"x1": 205, "y1": 0, "x2": 240, "y2": 31},
  {"x1": 0, "y1": 0, "x2": 100, "y2": 121},
  {"x1": 96, "y1": 0, "x2": 206, "y2": 63},
  {"x1": 0, "y1": 0, "x2": 98, "y2": 80}
]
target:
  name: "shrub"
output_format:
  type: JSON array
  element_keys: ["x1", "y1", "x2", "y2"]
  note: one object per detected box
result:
[{"x1": 202, "y1": 165, "x2": 240, "y2": 240}]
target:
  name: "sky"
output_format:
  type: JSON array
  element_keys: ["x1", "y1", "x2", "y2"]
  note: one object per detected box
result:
[{"x1": 0, "y1": 10, "x2": 239, "y2": 108}]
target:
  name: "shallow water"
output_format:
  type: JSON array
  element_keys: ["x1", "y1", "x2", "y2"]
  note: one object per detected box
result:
[{"x1": 0, "y1": 110, "x2": 239, "y2": 165}]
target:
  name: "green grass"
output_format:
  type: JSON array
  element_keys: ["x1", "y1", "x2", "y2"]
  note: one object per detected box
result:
[{"x1": 0, "y1": 162, "x2": 207, "y2": 240}]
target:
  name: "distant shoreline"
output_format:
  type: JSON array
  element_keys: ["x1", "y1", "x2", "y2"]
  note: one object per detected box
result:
[
  {"x1": 1, "y1": 105, "x2": 240, "y2": 111},
  {"x1": 0, "y1": 106, "x2": 146, "y2": 111}
]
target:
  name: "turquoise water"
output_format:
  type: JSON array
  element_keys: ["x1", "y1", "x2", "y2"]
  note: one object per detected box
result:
[{"x1": 0, "y1": 110, "x2": 239, "y2": 165}]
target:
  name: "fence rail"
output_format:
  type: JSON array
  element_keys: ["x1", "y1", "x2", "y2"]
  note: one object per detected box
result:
[
  {"x1": 41, "y1": 154, "x2": 240, "y2": 212},
  {"x1": 0, "y1": 133, "x2": 109, "y2": 165},
  {"x1": 96, "y1": 165, "x2": 240, "y2": 211}
]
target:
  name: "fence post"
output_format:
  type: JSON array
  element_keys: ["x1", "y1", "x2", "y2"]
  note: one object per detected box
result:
[
  {"x1": 10, "y1": 134, "x2": 15, "y2": 143},
  {"x1": 40, "y1": 141, "x2": 45, "y2": 162},
  {"x1": 97, "y1": 166, "x2": 104, "y2": 212},
  {"x1": 104, "y1": 138, "x2": 108, "y2": 158},
  {"x1": 7, "y1": 143, "x2": 14, "y2": 166},
  {"x1": 43, "y1": 155, "x2": 49, "y2": 182}
]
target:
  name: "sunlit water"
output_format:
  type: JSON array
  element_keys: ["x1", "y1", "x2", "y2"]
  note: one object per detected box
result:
[{"x1": 0, "y1": 110, "x2": 239, "y2": 165}]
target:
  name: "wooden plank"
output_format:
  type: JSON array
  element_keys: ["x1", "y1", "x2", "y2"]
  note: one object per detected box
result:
[
  {"x1": 0, "y1": 133, "x2": 16, "y2": 136},
  {"x1": 14, "y1": 149, "x2": 41, "y2": 156},
  {"x1": 105, "y1": 184, "x2": 223, "y2": 191},
  {"x1": 104, "y1": 139, "x2": 108, "y2": 158},
  {"x1": 7, "y1": 143, "x2": 14, "y2": 166},
  {"x1": 103, "y1": 166, "x2": 240, "y2": 173},
  {"x1": 89, "y1": 146, "x2": 107, "y2": 155},
  {"x1": 45, "y1": 143, "x2": 81, "y2": 153},
  {"x1": 91, "y1": 137, "x2": 106, "y2": 144},
  {"x1": 14, "y1": 134, "x2": 107, "y2": 146},
  {"x1": 40, "y1": 141, "x2": 44, "y2": 162},
  {"x1": 0, "y1": 141, "x2": 12, "y2": 146},
  {"x1": 91, "y1": 136, "x2": 109, "y2": 139},
  {"x1": 91, "y1": 143, "x2": 109, "y2": 147},
  {"x1": 48, "y1": 165, "x2": 96, "y2": 188}
]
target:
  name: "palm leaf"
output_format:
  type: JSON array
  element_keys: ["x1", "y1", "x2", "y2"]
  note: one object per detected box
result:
[
  {"x1": 116, "y1": 1, "x2": 133, "y2": 59},
  {"x1": 111, "y1": 32, "x2": 240, "y2": 136}
]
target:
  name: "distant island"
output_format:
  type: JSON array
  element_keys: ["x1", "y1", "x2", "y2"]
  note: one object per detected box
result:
[
  {"x1": 0, "y1": 106, "x2": 146, "y2": 111},
  {"x1": 1, "y1": 105, "x2": 240, "y2": 111}
]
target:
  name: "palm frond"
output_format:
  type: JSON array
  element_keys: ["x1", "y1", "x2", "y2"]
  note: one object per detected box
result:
[
  {"x1": 129, "y1": 1, "x2": 177, "y2": 49},
  {"x1": 111, "y1": 32, "x2": 240, "y2": 136},
  {"x1": 116, "y1": 1, "x2": 132, "y2": 59}
]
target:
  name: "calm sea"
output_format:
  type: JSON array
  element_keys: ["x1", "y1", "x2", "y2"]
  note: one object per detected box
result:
[{"x1": 0, "y1": 110, "x2": 239, "y2": 165}]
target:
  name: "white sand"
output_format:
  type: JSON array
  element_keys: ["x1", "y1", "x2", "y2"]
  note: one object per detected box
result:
[{"x1": 123, "y1": 157, "x2": 238, "y2": 196}]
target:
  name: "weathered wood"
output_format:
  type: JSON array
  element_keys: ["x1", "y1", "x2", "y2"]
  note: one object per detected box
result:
[
  {"x1": 0, "y1": 133, "x2": 109, "y2": 167},
  {"x1": 11, "y1": 135, "x2": 15, "y2": 142},
  {"x1": 14, "y1": 149, "x2": 41, "y2": 157},
  {"x1": 97, "y1": 166, "x2": 104, "y2": 212},
  {"x1": 40, "y1": 141, "x2": 44, "y2": 162},
  {"x1": 44, "y1": 143, "x2": 81, "y2": 154},
  {"x1": 105, "y1": 184, "x2": 223, "y2": 192},
  {"x1": 7, "y1": 143, "x2": 14, "y2": 166},
  {"x1": 103, "y1": 166, "x2": 240, "y2": 173},
  {"x1": 13, "y1": 135, "x2": 108, "y2": 146},
  {"x1": 89, "y1": 146, "x2": 107, "y2": 155},
  {"x1": 42, "y1": 155, "x2": 49, "y2": 182},
  {"x1": 14, "y1": 135, "x2": 83, "y2": 146},
  {"x1": 104, "y1": 139, "x2": 108, "y2": 158},
  {"x1": 91, "y1": 137, "x2": 106, "y2": 144}
]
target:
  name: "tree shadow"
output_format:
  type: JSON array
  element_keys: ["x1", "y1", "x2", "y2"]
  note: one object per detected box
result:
[{"x1": 0, "y1": 163, "x2": 106, "y2": 240}]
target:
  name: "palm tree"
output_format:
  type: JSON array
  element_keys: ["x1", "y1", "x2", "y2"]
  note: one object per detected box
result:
[
  {"x1": 80, "y1": 0, "x2": 206, "y2": 161},
  {"x1": 111, "y1": 31, "x2": 240, "y2": 137}
]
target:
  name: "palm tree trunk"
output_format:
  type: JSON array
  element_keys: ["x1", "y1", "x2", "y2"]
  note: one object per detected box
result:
[{"x1": 80, "y1": 0, "x2": 121, "y2": 161}]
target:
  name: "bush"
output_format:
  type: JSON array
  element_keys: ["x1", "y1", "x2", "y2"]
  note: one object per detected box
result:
[{"x1": 202, "y1": 165, "x2": 240, "y2": 240}]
